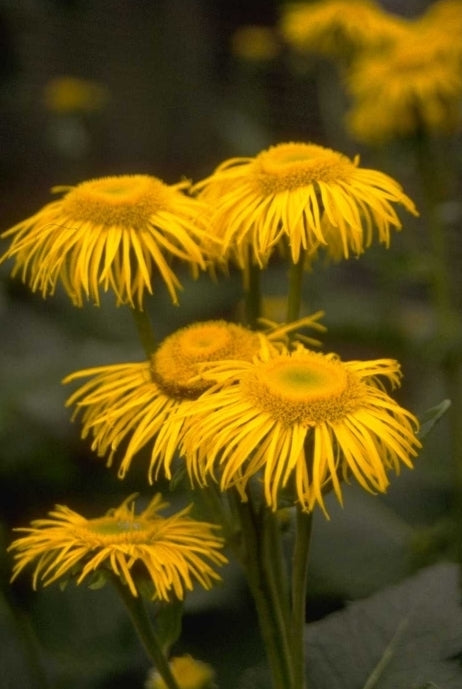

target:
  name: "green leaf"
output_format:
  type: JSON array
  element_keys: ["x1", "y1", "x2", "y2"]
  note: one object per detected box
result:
[
  {"x1": 305, "y1": 563, "x2": 462, "y2": 689},
  {"x1": 154, "y1": 599, "x2": 184, "y2": 653},
  {"x1": 418, "y1": 400, "x2": 451, "y2": 439}
]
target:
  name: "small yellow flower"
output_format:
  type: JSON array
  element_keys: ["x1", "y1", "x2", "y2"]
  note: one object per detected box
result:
[
  {"x1": 43, "y1": 76, "x2": 109, "y2": 114},
  {"x1": 0, "y1": 175, "x2": 214, "y2": 308},
  {"x1": 64, "y1": 318, "x2": 321, "y2": 482},
  {"x1": 346, "y1": 32, "x2": 462, "y2": 143},
  {"x1": 180, "y1": 345, "x2": 421, "y2": 515},
  {"x1": 280, "y1": 0, "x2": 408, "y2": 58},
  {"x1": 8, "y1": 494, "x2": 227, "y2": 601},
  {"x1": 194, "y1": 142, "x2": 417, "y2": 268},
  {"x1": 146, "y1": 655, "x2": 215, "y2": 689}
]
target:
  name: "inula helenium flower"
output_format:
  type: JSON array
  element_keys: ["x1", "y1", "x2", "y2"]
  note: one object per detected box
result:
[
  {"x1": 194, "y1": 142, "x2": 417, "y2": 268},
  {"x1": 64, "y1": 317, "x2": 323, "y2": 482},
  {"x1": 181, "y1": 344, "x2": 421, "y2": 514},
  {"x1": 9, "y1": 494, "x2": 226, "y2": 601},
  {"x1": 1, "y1": 175, "x2": 214, "y2": 308}
]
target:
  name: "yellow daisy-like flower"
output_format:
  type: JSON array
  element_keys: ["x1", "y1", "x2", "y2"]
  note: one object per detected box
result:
[
  {"x1": 280, "y1": 0, "x2": 408, "y2": 58},
  {"x1": 193, "y1": 142, "x2": 417, "y2": 267},
  {"x1": 346, "y1": 33, "x2": 462, "y2": 143},
  {"x1": 64, "y1": 317, "x2": 322, "y2": 482},
  {"x1": 8, "y1": 494, "x2": 227, "y2": 601},
  {"x1": 180, "y1": 345, "x2": 421, "y2": 515},
  {"x1": 0, "y1": 174, "x2": 214, "y2": 308},
  {"x1": 146, "y1": 655, "x2": 215, "y2": 689}
]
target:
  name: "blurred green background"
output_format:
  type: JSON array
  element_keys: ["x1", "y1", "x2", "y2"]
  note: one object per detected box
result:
[{"x1": 0, "y1": 1, "x2": 461, "y2": 688}]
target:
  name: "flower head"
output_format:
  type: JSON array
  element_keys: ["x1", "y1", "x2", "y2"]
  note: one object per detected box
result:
[
  {"x1": 180, "y1": 345, "x2": 421, "y2": 515},
  {"x1": 345, "y1": 31, "x2": 462, "y2": 143},
  {"x1": 8, "y1": 494, "x2": 227, "y2": 601},
  {"x1": 146, "y1": 655, "x2": 216, "y2": 689},
  {"x1": 194, "y1": 142, "x2": 417, "y2": 267},
  {"x1": 1, "y1": 175, "x2": 214, "y2": 308},
  {"x1": 64, "y1": 318, "x2": 321, "y2": 482},
  {"x1": 280, "y1": 0, "x2": 408, "y2": 59}
]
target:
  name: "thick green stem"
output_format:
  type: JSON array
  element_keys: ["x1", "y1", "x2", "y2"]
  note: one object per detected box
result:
[
  {"x1": 243, "y1": 253, "x2": 262, "y2": 328},
  {"x1": 291, "y1": 509, "x2": 313, "y2": 689},
  {"x1": 111, "y1": 577, "x2": 181, "y2": 689},
  {"x1": 130, "y1": 306, "x2": 156, "y2": 357},
  {"x1": 286, "y1": 254, "x2": 306, "y2": 324}
]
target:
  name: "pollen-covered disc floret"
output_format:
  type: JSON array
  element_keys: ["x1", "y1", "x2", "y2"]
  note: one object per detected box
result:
[
  {"x1": 193, "y1": 142, "x2": 417, "y2": 268},
  {"x1": 0, "y1": 174, "x2": 214, "y2": 308},
  {"x1": 63, "y1": 320, "x2": 278, "y2": 482},
  {"x1": 180, "y1": 345, "x2": 421, "y2": 514},
  {"x1": 8, "y1": 494, "x2": 227, "y2": 601}
]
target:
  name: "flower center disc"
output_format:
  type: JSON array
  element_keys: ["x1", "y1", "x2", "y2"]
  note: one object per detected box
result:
[
  {"x1": 152, "y1": 321, "x2": 261, "y2": 399},
  {"x1": 255, "y1": 143, "x2": 353, "y2": 193},
  {"x1": 61, "y1": 175, "x2": 170, "y2": 227},
  {"x1": 83, "y1": 516, "x2": 150, "y2": 544}
]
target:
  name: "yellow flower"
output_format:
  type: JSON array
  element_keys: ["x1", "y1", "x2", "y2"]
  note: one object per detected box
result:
[
  {"x1": 146, "y1": 655, "x2": 215, "y2": 689},
  {"x1": 280, "y1": 0, "x2": 408, "y2": 58},
  {"x1": 346, "y1": 32, "x2": 462, "y2": 143},
  {"x1": 64, "y1": 318, "x2": 321, "y2": 482},
  {"x1": 231, "y1": 25, "x2": 280, "y2": 61},
  {"x1": 193, "y1": 142, "x2": 417, "y2": 268},
  {"x1": 0, "y1": 175, "x2": 214, "y2": 308},
  {"x1": 43, "y1": 76, "x2": 109, "y2": 114},
  {"x1": 180, "y1": 345, "x2": 421, "y2": 515},
  {"x1": 8, "y1": 494, "x2": 227, "y2": 601}
]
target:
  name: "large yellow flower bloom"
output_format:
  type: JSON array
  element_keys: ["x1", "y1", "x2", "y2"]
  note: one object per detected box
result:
[
  {"x1": 0, "y1": 175, "x2": 214, "y2": 308},
  {"x1": 346, "y1": 32, "x2": 462, "y2": 143},
  {"x1": 8, "y1": 494, "x2": 227, "y2": 601},
  {"x1": 194, "y1": 142, "x2": 417, "y2": 268},
  {"x1": 280, "y1": 0, "x2": 408, "y2": 58},
  {"x1": 64, "y1": 317, "x2": 323, "y2": 482},
  {"x1": 180, "y1": 344, "x2": 421, "y2": 515}
]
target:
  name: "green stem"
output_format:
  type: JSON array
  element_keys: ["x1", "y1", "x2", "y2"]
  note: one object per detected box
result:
[
  {"x1": 130, "y1": 306, "x2": 156, "y2": 357},
  {"x1": 111, "y1": 577, "x2": 181, "y2": 689},
  {"x1": 291, "y1": 509, "x2": 313, "y2": 689},
  {"x1": 232, "y1": 492, "x2": 294, "y2": 689},
  {"x1": 286, "y1": 254, "x2": 306, "y2": 324},
  {"x1": 244, "y1": 253, "x2": 262, "y2": 328}
]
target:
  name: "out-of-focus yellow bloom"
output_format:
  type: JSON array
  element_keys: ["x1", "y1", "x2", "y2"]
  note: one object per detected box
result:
[
  {"x1": 43, "y1": 76, "x2": 109, "y2": 114},
  {"x1": 193, "y1": 142, "x2": 417, "y2": 268},
  {"x1": 146, "y1": 655, "x2": 216, "y2": 689},
  {"x1": 64, "y1": 316, "x2": 325, "y2": 482},
  {"x1": 0, "y1": 175, "x2": 215, "y2": 308},
  {"x1": 280, "y1": 0, "x2": 408, "y2": 58},
  {"x1": 346, "y1": 32, "x2": 462, "y2": 143},
  {"x1": 180, "y1": 344, "x2": 421, "y2": 515},
  {"x1": 231, "y1": 25, "x2": 280, "y2": 61},
  {"x1": 9, "y1": 494, "x2": 227, "y2": 601}
]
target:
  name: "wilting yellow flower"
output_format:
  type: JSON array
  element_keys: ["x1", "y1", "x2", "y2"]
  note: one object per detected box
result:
[
  {"x1": 146, "y1": 655, "x2": 215, "y2": 689},
  {"x1": 8, "y1": 494, "x2": 227, "y2": 601},
  {"x1": 0, "y1": 175, "x2": 214, "y2": 308},
  {"x1": 43, "y1": 76, "x2": 109, "y2": 114},
  {"x1": 64, "y1": 317, "x2": 322, "y2": 482},
  {"x1": 231, "y1": 25, "x2": 280, "y2": 61},
  {"x1": 194, "y1": 142, "x2": 417, "y2": 268},
  {"x1": 346, "y1": 32, "x2": 462, "y2": 143},
  {"x1": 280, "y1": 0, "x2": 408, "y2": 58},
  {"x1": 180, "y1": 344, "x2": 421, "y2": 514}
]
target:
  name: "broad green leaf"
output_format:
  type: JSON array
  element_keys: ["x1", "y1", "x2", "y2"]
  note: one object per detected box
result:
[{"x1": 305, "y1": 563, "x2": 462, "y2": 689}]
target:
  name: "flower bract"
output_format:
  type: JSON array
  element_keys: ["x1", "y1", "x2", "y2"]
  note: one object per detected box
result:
[
  {"x1": 8, "y1": 494, "x2": 227, "y2": 601},
  {"x1": 1, "y1": 175, "x2": 214, "y2": 308},
  {"x1": 194, "y1": 142, "x2": 417, "y2": 267},
  {"x1": 180, "y1": 345, "x2": 421, "y2": 515}
]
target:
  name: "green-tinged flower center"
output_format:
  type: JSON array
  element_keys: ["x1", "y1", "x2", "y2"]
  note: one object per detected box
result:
[
  {"x1": 83, "y1": 516, "x2": 153, "y2": 544},
  {"x1": 151, "y1": 321, "x2": 262, "y2": 399},
  {"x1": 60, "y1": 175, "x2": 175, "y2": 228},
  {"x1": 254, "y1": 143, "x2": 354, "y2": 194},
  {"x1": 242, "y1": 353, "x2": 365, "y2": 425}
]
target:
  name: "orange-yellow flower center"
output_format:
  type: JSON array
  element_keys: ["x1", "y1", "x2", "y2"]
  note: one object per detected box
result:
[
  {"x1": 242, "y1": 353, "x2": 365, "y2": 426},
  {"x1": 254, "y1": 143, "x2": 354, "y2": 194},
  {"x1": 151, "y1": 321, "x2": 262, "y2": 399},
  {"x1": 60, "y1": 175, "x2": 178, "y2": 229}
]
